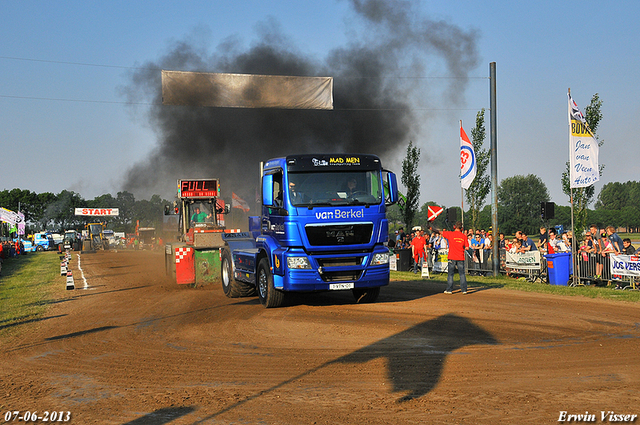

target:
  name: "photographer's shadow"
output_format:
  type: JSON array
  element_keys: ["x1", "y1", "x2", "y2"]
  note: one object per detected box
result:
[{"x1": 336, "y1": 313, "x2": 498, "y2": 401}]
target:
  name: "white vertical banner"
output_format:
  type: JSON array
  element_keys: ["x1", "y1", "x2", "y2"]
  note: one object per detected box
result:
[
  {"x1": 568, "y1": 92, "x2": 599, "y2": 188},
  {"x1": 460, "y1": 121, "x2": 476, "y2": 190}
]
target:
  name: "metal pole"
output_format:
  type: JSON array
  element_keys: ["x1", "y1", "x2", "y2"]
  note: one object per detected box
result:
[
  {"x1": 490, "y1": 62, "x2": 499, "y2": 276},
  {"x1": 568, "y1": 88, "x2": 580, "y2": 286},
  {"x1": 461, "y1": 186, "x2": 464, "y2": 230},
  {"x1": 460, "y1": 119, "x2": 465, "y2": 230}
]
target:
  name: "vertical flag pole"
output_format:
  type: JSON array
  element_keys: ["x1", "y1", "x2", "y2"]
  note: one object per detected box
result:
[
  {"x1": 490, "y1": 62, "x2": 499, "y2": 277},
  {"x1": 460, "y1": 120, "x2": 465, "y2": 230},
  {"x1": 461, "y1": 187, "x2": 464, "y2": 229}
]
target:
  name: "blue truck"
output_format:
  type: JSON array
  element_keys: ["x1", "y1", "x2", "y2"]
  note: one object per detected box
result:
[
  {"x1": 32, "y1": 232, "x2": 55, "y2": 251},
  {"x1": 220, "y1": 153, "x2": 399, "y2": 308}
]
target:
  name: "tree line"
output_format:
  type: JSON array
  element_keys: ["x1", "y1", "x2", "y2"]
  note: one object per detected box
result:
[{"x1": 0, "y1": 188, "x2": 169, "y2": 235}]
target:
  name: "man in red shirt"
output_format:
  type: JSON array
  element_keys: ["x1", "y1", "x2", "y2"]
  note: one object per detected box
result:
[
  {"x1": 410, "y1": 229, "x2": 427, "y2": 274},
  {"x1": 441, "y1": 221, "x2": 470, "y2": 294}
]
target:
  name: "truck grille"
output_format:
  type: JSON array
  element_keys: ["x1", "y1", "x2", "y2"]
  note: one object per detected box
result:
[
  {"x1": 305, "y1": 223, "x2": 373, "y2": 246},
  {"x1": 320, "y1": 270, "x2": 363, "y2": 282},
  {"x1": 317, "y1": 257, "x2": 364, "y2": 267}
]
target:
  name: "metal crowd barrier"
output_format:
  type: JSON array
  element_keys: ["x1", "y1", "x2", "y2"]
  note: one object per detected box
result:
[
  {"x1": 422, "y1": 248, "x2": 637, "y2": 289},
  {"x1": 575, "y1": 252, "x2": 637, "y2": 289}
]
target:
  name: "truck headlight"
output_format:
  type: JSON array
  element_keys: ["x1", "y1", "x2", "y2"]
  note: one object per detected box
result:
[
  {"x1": 371, "y1": 252, "x2": 389, "y2": 265},
  {"x1": 287, "y1": 256, "x2": 312, "y2": 269}
]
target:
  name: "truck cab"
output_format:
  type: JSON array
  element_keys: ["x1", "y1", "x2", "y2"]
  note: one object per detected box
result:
[
  {"x1": 63, "y1": 230, "x2": 80, "y2": 251},
  {"x1": 85, "y1": 223, "x2": 108, "y2": 250},
  {"x1": 33, "y1": 232, "x2": 55, "y2": 251},
  {"x1": 221, "y1": 153, "x2": 398, "y2": 307}
]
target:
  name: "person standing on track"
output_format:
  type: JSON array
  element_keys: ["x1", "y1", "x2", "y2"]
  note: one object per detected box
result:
[
  {"x1": 410, "y1": 229, "x2": 427, "y2": 274},
  {"x1": 441, "y1": 221, "x2": 470, "y2": 294}
]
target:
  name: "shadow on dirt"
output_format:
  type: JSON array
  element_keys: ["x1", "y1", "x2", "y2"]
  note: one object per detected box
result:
[
  {"x1": 336, "y1": 313, "x2": 499, "y2": 401},
  {"x1": 70, "y1": 285, "x2": 151, "y2": 298},
  {"x1": 200, "y1": 313, "x2": 498, "y2": 421},
  {"x1": 121, "y1": 406, "x2": 196, "y2": 425},
  {"x1": 45, "y1": 325, "x2": 118, "y2": 341},
  {"x1": 0, "y1": 314, "x2": 68, "y2": 331},
  {"x1": 225, "y1": 279, "x2": 499, "y2": 307},
  {"x1": 286, "y1": 279, "x2": 498, "y2": 306}
]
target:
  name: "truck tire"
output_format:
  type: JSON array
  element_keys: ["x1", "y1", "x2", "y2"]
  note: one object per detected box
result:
[
  {"x1": 36, "y1": 245, "x2": 44, "y2": 252},
  {"x1": 352, "y1": 287, "x2": 380, "y2": 303},
  {"x1": 221, "y1": 250, "x2": 256, "y2": 298},
  {"x1": 257, "y1": 257, "x2": 285, "y2": 308}
]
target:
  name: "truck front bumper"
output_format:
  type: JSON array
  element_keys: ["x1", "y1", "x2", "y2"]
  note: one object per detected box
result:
[{"x1": 274, "y1": 247, "x2": 390, "y2": 292}]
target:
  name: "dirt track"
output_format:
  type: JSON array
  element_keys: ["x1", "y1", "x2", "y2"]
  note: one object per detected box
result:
[{"x1": 2, "y1": 250, "x2": 640, "y2": 424}]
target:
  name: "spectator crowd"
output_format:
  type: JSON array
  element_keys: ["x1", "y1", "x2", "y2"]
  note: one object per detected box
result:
[{"x1": 388, "y1": 223, "x2": 639, "y2": 288}]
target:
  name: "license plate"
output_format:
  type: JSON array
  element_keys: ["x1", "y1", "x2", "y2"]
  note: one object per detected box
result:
[{"x1": 329, "y1": 282, "x2": 354, "y2": 290}]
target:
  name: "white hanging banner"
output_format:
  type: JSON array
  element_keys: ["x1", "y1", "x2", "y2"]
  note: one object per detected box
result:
[
  {"x1": 460, "y1": 123, "x2": 476, "y2": 190},
  {"x1": 162, "y1": 71, "x2": 334, "y2": 110},
  {"x1": 568, "y1": 92, "x2": 599, "y2": 188}
]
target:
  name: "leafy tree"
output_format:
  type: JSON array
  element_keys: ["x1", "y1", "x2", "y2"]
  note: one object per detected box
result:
[
  {"x1": 561, "y1": 93, "x2": 604, "y2": 232},
  {"x1": 42, "y1": 190, "x2": 85, "y2": 230},
  {"x1": 476, "y1": 205, "x2": 492, "y2": 233},
  {"x1": 1, "y1": 187, "x2": 174, "y2": 235},
  {"x1": 593, "y1": 181, "x2": 640, "y2": 231},
  {"x1": 498, "y1": 174, "x2": 550, "y2": 235},
  {"x1": 33, "y1": 192, "x2": 57, "y2": 228},
  {"x1": 465, "y1": 109, "x2": 491, "y2": 230},
  {"x1": 115, "y1": 191, "x2": 136, "y2": 231},
  {"x1": 596, "y1": 181, "x2": 640, "y2": 210},
  {"x1": 620, "y1": 206, "x2": 640, "y2": 231},
  {"x1": 132, "y1": 195, "x2": 167, "y2": 229},
  {"x1": 401, "y1": 141, "x2": 421, "y2": 229},
  {"x1": 386, "y1": 203, "x2": 403, "y2": 231}
]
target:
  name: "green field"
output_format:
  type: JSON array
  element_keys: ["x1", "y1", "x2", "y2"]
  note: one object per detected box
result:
[{"x1": 0, "y1": 251, "x2": 64, "y2": 337}]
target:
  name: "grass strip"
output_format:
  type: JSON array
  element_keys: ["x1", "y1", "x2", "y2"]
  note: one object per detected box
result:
[{"x1": 0, "y1": 251, "x2": 63, "y2": 337}]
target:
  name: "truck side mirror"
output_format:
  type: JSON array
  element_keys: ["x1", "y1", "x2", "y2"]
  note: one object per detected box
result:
[
  {"x1": 262, "y1": 174, "x2": 274, "y2": 206},
  {"x1": 386, "y1": 172, "x2": 399, "y2": 205}
]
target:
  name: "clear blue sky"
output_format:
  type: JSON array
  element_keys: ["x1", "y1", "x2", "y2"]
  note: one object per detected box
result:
[{"x1": 2, "y1": 0, "x2": 638, "y2": 210}]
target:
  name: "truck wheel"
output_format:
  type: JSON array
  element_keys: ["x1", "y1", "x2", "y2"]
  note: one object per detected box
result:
[
  {"x1": 257, "y1": 257, "x2": 285, "y2": 308},
  {"x1": 221, "y1": 250, "x2": 256, "y2": 298},
  {"x1": 36, "y1": 245, "x2": 44, "y2": 252},
  {"x1": 352, "y1": 287, "x2": 380, "y2": 303}
]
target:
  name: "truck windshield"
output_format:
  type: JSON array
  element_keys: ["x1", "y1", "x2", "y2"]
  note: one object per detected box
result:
[
  {"x1": 88, "y1": 224, "x2": 102, "y2": 235},
  {"x1": 189, "y1": 202, "x2": 215, "y2": 224},
  {"x1": 288, "y1": 171, "x2": 382, "y2": 207}
]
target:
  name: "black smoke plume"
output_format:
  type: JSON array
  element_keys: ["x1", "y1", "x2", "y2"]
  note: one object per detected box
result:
[{"x1": 120, "y1": 0, "x2": 479, "y2": 204}]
